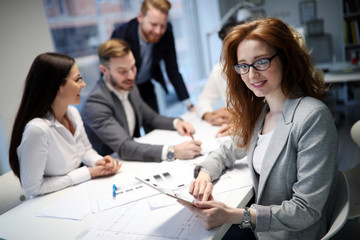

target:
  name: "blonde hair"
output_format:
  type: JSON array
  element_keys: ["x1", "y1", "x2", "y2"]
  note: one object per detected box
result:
[
  {"x1": 140, "y1": 0, "x2": 171, "y2": 15},
  {"x1": 98, "y1": 39, "x2": 131, "y2": 67}
]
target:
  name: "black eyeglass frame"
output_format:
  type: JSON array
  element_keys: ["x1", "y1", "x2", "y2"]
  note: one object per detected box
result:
[{"x1": 232, "y1": 53, "x2": 279, "y2": 75}]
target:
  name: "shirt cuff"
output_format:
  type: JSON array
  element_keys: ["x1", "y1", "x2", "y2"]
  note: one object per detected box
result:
[
  {"x1": 173, "y1": 118, "x2": 182, "y2": 129},
  {"x1": 161, "y1": 145, "x2": 169, "y2": 161},
  {"x1": 182, "y1": 99, "x2": 193, "y2": 109},
  {"x1": 68, "y1": 166, "x2": 91, "y2": 185}
]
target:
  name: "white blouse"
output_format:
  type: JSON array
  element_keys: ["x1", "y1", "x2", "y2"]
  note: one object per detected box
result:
[
  {"x1": 17, "y1": 105, "x2": 102, "y2": 197},
  {"x1": 253, "y1": 130, "x2": 274, "y2": 174}
]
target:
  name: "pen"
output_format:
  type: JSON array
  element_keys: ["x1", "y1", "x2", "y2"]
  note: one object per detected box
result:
[
  {"x1": 113, "y1": 184, "x2": 123, "y2": 198},
  {"x1": 113, "y1": 184, "x2": 117, "y2": 198},
  {"x1": 189, "y1": 132, "x2": 194, "y2": 140}
]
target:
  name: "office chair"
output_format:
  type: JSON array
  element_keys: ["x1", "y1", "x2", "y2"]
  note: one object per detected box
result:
[
  {"x1": 321, "y1": 171, "x2": 349, "y2": 240},
  {"x1": 343, "y1": 120, "x2": 360, "y2": 219},
  {"x1": 0, "y1": 171, "x2": 29, "y2": 215},
  {"x1": 350, "y1": 120, "x2": 360, "y2": 148}
]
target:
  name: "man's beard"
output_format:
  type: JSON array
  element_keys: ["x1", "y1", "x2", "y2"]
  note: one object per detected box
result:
[
  {"x1": 140, "y1": 26, "x2": 162, "y2": 43},
  {"x1": 109, "y1": 73, "x2": 134, "y2": 91}
]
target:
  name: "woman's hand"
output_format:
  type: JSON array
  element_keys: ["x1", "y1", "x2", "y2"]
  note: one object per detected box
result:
[
  {"x1": 178, "y1": 200, "x2": 234, "y2": 229},
  {"x1": 189, "y1": 170, "x2": 213, "y2": 201},
  {"x1": 215, "y1": 123, "x2": 230, "y2": 138},
  {"x1": 89, "y1": 155, "x2": 122, "y2": 178}
]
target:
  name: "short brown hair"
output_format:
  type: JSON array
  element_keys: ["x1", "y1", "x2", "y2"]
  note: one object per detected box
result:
[
  {"x1": 140, "y1": 0, "x2": 171, "y2": 15},
  {"x1": 97, "y1": 39, "x2": 131, "y2": 67}
]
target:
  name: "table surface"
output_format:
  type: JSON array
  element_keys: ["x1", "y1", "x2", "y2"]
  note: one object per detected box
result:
[
  {"x1": 318, "y1": 62, "x2": 360, "y2": 83},
  {"x1": 0, "y1": 113, "x2": 254, "y2": 240}
]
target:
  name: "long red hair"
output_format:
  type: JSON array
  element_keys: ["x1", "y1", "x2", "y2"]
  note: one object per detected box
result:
[{"x1": 221, "y1": 18, "x2": 326, "y2": 149}]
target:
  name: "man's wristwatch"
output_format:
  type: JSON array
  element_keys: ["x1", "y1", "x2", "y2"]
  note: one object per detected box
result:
[
  {"x1": 239, "y1": 207, "x2": 255, "y2": 231},
  {"x1": 166, "y1": 145, "x2": 175, "y2": 161}
]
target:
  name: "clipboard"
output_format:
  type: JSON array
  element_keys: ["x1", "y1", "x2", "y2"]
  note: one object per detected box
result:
[{"x1": 135, "y1": 176, "x2": 195, "y2": 206}]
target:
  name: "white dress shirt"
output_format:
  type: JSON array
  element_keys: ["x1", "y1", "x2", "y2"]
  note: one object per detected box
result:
[
  {"x1": 195, "y1": 62, "x2": 228, "y2": 119},
  {"x1": 17, "y1": 106, "x2": 102, "y2": 197}
]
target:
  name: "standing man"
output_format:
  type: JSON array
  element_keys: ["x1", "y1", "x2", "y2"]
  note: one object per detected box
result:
[
  {"x1": 111, "y1": 0, "x2": 193, "y2": 113},
  {"x1": 81, "y1": 39, "x2": 202, "y2": 162}
]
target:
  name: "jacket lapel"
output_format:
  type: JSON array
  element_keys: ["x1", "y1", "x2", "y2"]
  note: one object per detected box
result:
[
  {"x1": 128, "y1": 88, "x2": 142, "y2": 134},
  {"x1": 255, "y1": 97, "x2": 303, "y2": 202},
  {"x1": 128, "y1": 20, "x2": 141, "y2": 69},
  {"x1": 99, "y1": 80, "x2": 130, "y2": 135}
]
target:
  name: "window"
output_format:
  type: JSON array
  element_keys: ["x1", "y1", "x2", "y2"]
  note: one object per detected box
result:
[{"x1": 43, "y1": 0, "x2": 203, "y2": 113}]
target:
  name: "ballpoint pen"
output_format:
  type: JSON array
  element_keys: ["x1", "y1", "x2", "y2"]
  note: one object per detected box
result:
[
  {"x1": 189, "y1": 132, "x2": 194, "y2": 140},
  {"x1": 113, "y1": 184, "x2": 123, "y2": 198}
]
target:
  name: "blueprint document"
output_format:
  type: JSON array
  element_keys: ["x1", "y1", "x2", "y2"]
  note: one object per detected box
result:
[{"x1": 76, "y1": 196, "x2": 213, "y2": 240}]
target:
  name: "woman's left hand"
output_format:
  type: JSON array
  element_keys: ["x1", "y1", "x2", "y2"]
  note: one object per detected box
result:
[{"x1": 178, "y1": 200, "x2": 233, "y2": 229}]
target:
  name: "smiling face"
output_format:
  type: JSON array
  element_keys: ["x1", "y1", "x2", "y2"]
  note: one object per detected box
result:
[
  {"x1": 236, "y1": 38, "x2": 284, "y2": 101},
  {"x1": 100, "y1": 52, "x2": 137, "y2": 93},
  {"x1": 58, "y1": 64, "x2": 85, "y2": 106},
  {"x1": 137, "y1": 5, "x2": 167, "y2": 43}
]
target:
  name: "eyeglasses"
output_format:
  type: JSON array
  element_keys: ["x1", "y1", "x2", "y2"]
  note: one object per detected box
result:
[
  {"x1": 65, "y1": 75, "x2": 83, "y2": 84},
  {"x1": 232, "y1": 53, "x2": 278, "y2": 75}
]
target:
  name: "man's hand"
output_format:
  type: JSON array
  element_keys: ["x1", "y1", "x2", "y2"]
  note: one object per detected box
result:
[
  {"x1": 174, "y1": 140, "x2": 202, "y2": 160},
  {"x1": 176, "y1": 120, "x2": 195, "y2": 137}
]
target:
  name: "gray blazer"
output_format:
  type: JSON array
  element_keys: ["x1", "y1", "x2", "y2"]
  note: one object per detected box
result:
[
  {"x1": 81, "y1": 80, "x2": 175, "y2": 162},
  {"x1": 198, "y1": 97, "x2": 338, "y2": 240}
]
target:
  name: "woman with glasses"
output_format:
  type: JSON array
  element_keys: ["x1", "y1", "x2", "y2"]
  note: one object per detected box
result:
[
  {"x1": 180, "y1": 18, "x2": 338, "y2": 239},
  {"x1": 9, "y1": 52, "x2": 121, "y2": 197}
]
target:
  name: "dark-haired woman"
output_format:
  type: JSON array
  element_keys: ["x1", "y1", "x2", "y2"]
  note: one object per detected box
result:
[
  {"x1": 180, "y1": 18, "x2": 338, "y2": 240},
  {"x1": 9, "y1": 52, "x2": 121, "y2": 197}
]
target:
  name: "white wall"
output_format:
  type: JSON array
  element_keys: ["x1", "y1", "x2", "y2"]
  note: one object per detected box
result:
[
  {"x1": 0, "y1": 0, "x2": 54, "y2": 174},
  {"x1": 205, "y1": 0, "x2": 344, "y2": 69},
  {"x1": 196, "y1": 0, "x2": 222, "y2": 75},
  {"x1": 263, "y1": 0, "x2": 343, "y2": 62}
]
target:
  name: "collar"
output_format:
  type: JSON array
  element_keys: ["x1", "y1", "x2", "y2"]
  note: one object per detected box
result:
[
  {"x1": 43, "y1": 107, "x2": 75, "y2": 128},
  {"x1": 103, "y1": 77, "x2": 130, "y2": 101}
]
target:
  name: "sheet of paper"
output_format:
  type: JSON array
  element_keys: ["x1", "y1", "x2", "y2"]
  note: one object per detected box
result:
[
  {"x1": 76, "y1": 197, "x2": 213, "y2": 240},
  {"x1": 135, "y1": 128, "x2": 230, "y2": 156},
  {"x1": 213, "y1": 158, "x2": 253, "y2": 195},
  {"x1": 36, "y1": 186, "x2": 91, "y2": 220},
  {"x1": 76, "y1": 160, "x2": 252, "y2": 240},
  {"x1": 90, "y1": 177, "x2": 158, "y2": 211}
]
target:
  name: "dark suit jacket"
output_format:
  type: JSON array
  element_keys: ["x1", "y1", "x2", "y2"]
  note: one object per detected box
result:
[
  {"x1": 111, "y1": 18, "x2": 190, "y2": 101},
  {"x1": 81, "y1": 80, "x2": 175, "y2": 162}
]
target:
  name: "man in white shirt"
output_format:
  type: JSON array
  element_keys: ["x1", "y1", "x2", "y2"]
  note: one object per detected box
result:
[
  {"x1": 195, "y1": 21, "x2": 240, "y2": 137},
  {"x1": 81, "y1": 39, "x2": 202, "y2": 162}
]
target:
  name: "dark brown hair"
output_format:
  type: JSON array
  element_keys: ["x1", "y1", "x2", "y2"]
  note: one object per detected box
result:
[{"x1": 9, "y1": 52, "x2": 75, "y2": 179}]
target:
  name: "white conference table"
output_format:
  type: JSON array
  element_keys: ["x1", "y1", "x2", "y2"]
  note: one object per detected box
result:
[{"x1": 0, "y1": 113, "x2": 254, "y2": 240}]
